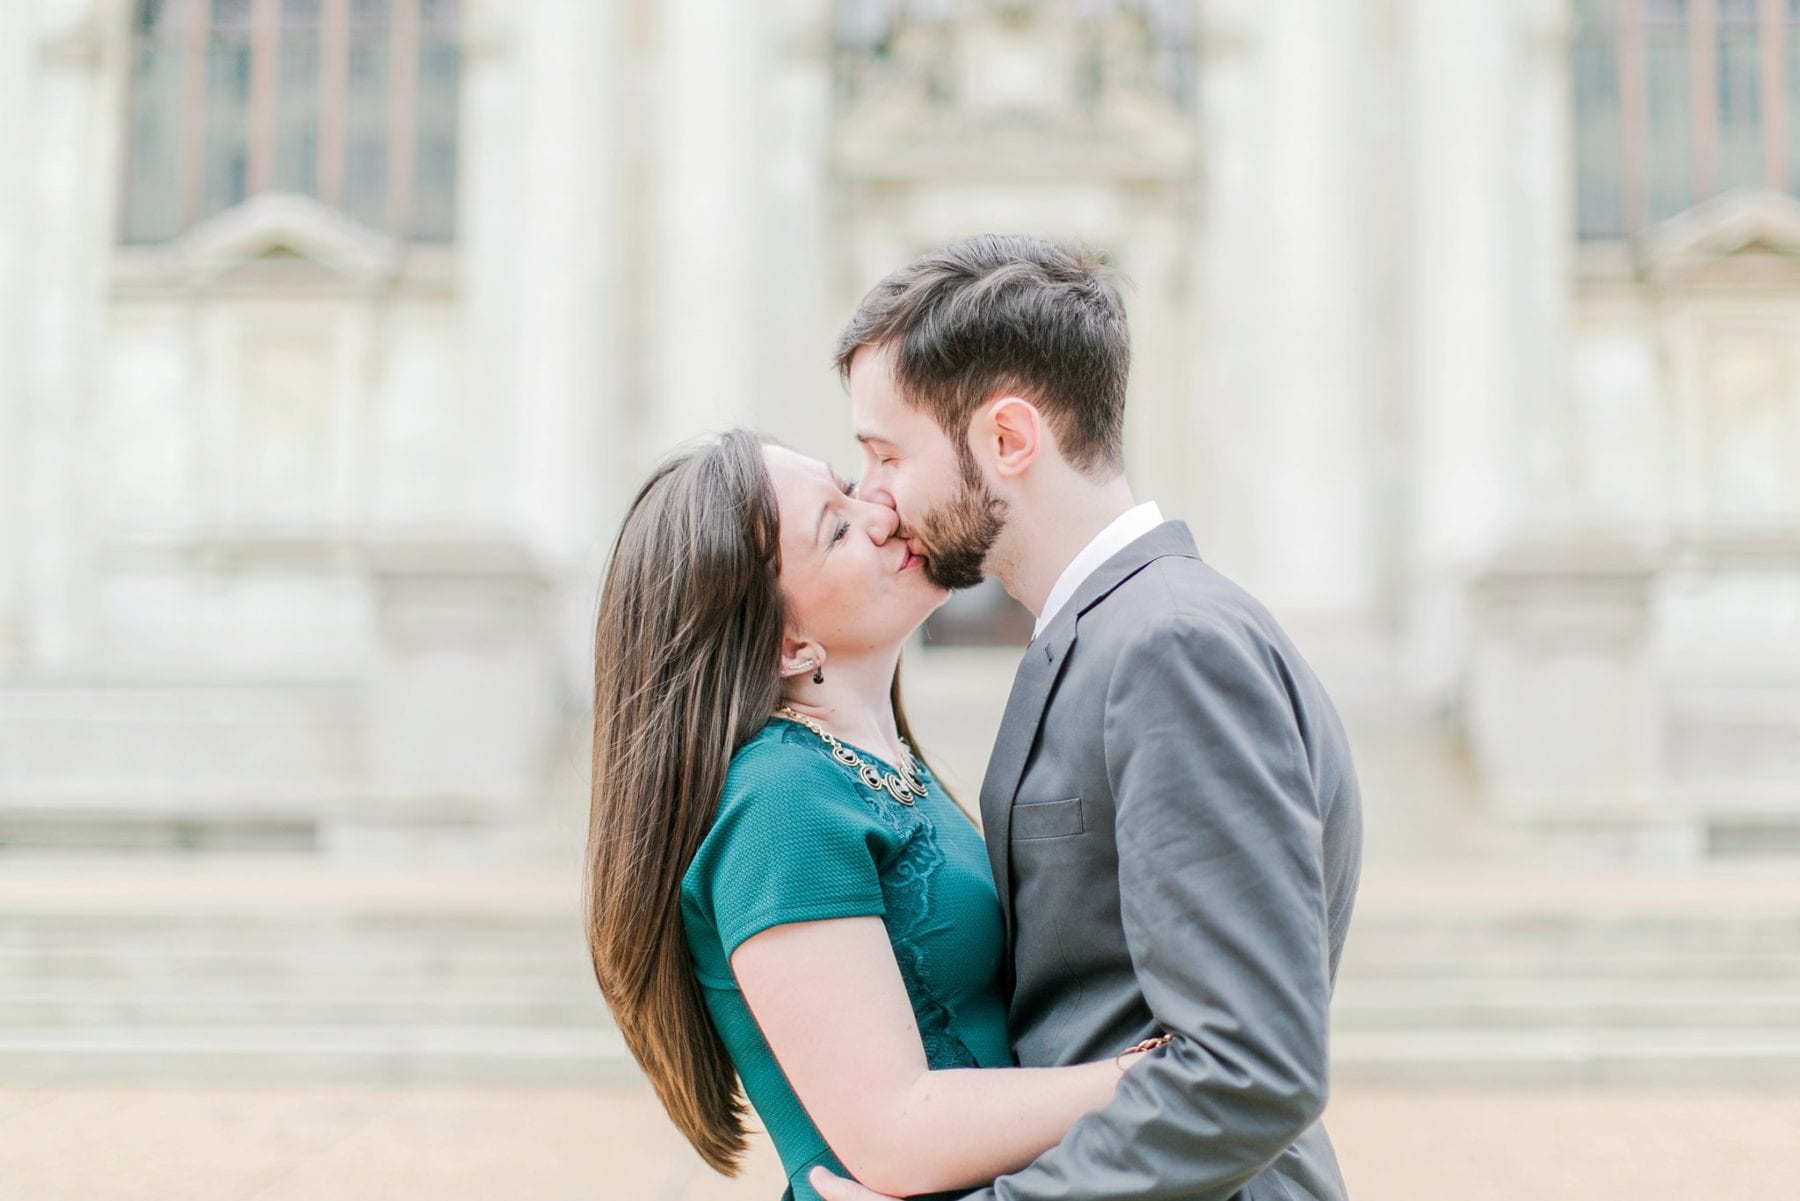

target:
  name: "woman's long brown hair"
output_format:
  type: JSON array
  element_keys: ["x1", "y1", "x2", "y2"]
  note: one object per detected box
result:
[
  {"x1": 587, "y1": 430, "x2": 777, "y2": 1173},
  {"x1": 586, "y1": 429, "x2": 936, "y2": 1174}
]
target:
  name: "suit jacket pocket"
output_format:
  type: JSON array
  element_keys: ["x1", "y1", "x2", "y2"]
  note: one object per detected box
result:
[{"x1": 1010, "y1": 796, "x2": 1085, "y2": 840}]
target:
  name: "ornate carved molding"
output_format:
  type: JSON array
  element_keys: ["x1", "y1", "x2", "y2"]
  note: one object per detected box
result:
[
  {"x1": 1643, "y1": 190, "x2": 1800, "y2": 284},
  {"x1": 833, "y1": 0, "x2": 1197, "y2": 182},
  {"x1": 110, "y1": 192, "x2": 459, "y2": 295}
]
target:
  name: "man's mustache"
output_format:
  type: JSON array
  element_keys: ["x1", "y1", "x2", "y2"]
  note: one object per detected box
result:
[{"x1": 894, "y1": 527, "x2": 932, "y2": 562}]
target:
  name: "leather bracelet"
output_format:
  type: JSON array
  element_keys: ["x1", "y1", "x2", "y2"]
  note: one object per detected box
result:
[{"x1": 1115, "y1": 1032, "x2": 1175, "y2": 1070}]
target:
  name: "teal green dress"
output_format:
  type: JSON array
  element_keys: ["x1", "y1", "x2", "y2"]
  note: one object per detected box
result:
[{"x1": 681, "y1": 717, "x2": 1014, "y2": 1201}]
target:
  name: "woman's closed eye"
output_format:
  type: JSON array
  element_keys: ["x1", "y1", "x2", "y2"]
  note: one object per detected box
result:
[{"x1": 825, "y1": 474, "x2": 857, "y2": 548}]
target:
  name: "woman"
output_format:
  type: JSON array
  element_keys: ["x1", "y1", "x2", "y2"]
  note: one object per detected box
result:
[{"x1": 586, "y1": 430, "x2": 1152, "y2": 1200}]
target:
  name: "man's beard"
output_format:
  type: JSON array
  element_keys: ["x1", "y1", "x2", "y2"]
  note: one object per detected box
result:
[{"x1": 911, "y1": 449, "x2": 1006, "y2": 592}]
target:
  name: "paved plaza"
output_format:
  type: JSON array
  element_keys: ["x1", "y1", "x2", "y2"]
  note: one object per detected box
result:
[{"x1": 2, "y1": 1078, "x2": 1797, "y2": 1201}]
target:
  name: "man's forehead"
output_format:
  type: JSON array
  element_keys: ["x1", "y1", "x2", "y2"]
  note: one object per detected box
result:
[
  {"x1": 847, "y1": 341, "x2": 905, "y2": 396},
  {"x1": 849, "y1": 355, "x2": 910, "y2": 432}
]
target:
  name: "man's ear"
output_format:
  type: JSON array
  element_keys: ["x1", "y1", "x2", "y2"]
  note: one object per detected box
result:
[{"x1": 983, "y1": 396, "x2": 1042, "y2": 481}]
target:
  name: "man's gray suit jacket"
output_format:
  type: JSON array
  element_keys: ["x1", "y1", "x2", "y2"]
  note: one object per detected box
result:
[{"x1": 966, "y1": 521, "x2": 1362, "y2": 1201}]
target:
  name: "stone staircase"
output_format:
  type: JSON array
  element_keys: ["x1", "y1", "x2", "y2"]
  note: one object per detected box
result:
[
  {"x1": 2, "y1": 861, "x2": 1798, "y2": 1085},
  {"x1": 0, "y1": 863, "x2": 624, "y2": 1082},
  {"x1": 1330, "y1": 872, "x2": 1800, "y2": 1085}
]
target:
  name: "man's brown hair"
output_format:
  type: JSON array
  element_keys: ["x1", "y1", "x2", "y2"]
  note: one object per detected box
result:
[{"x1": 833, "y1": 234, "x2": 1130, "y2": 477}]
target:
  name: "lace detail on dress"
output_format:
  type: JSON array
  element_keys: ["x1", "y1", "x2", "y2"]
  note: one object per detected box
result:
[
  {"x1": 786, "y1": 723, "x2": 979, "y2": 1070},
  {"x1": 879, "y1": 811, "x2": 979, "y2": 1069}
]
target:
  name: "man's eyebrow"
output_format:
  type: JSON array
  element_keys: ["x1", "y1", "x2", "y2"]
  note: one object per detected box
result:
[{"x1": 853, "y1": 431, "x2": 887, "y2": 446}]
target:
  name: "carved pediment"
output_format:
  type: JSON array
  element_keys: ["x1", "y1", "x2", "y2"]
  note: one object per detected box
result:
[
  {"x1": 1643, "y1": 190, "x2": 1800, "y2": 284},
  {"x1": 833, "y1": 0, "x2": 1197, "y2": 181},
  {"x1": 171, "y1": 193, "x2": 400, "y2": 286}
]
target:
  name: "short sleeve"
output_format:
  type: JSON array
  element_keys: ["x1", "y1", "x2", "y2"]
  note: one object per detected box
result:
[{"x1": 684, "y1": 731, "x2": 891, "y2": 964}]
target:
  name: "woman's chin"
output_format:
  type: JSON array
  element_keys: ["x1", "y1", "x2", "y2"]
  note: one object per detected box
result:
[
  {"x1": 911, "y1": 569, "x2": 951, "y2": 608},
  {"x1": 899, "y1": 586, "x2": 951, "y2": 637}
]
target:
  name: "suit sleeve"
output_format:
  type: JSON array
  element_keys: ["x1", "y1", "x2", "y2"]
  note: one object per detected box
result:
[{"x1": 965, "y1": 613, "x2": 1333, "y2": 1201}]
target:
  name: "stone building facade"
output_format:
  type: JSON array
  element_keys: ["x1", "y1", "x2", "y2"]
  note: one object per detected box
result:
[{"x1": 0, "y1": 0, "x2": 1795, "y2": 861}]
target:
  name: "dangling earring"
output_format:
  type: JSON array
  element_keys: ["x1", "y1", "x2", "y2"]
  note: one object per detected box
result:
[{"x1": 812, "y1": 663, "x2": 825, "y2": 685}]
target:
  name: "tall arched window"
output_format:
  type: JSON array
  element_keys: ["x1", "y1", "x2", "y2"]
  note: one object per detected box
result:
[
  {"x1": 1575, "y1": 0, "x2": 1800, "y2": 239},
  {"x1": 122, "y1": 0, "x2": 461, "y2": 245}
]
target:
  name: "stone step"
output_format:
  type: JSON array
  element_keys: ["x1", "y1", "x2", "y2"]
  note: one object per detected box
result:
[
  {"x1": 0, "y1": 950, "x2": 583, "y2": 986},
  {"x1": 13, "y1": 907, "x2": 1797, "y2": 939},
  {"x1": 13, "y1": 1026, "x2": 1800, "y2": 1087},
  {"x1": 12, "y1": 977, "x2": 1793, "y2": 1033},
  {"x1": 1, "y1": 862, "x2": 1796, "y2": 1085},
  {"x1": 1344, "y1": 924, "x2": 1800, "y2": 951},
  {"x1": 1330, "y1": 1028, "x2": 1800, "y2": 1086},
  {"x1": 0, "y1": 915, "x2": 579, "y2": 947},
  {"x1": 15, "y1": 926, "x2": 1800, "y2": 968},
  {"x1": 1332, "y1": 995, "x2": 1800, "y2": 1031},
  {"x1": 0, "y1": 1024, "x2": 631, "y2": 1083},
  {"x1": 0, "y1": 961, "x2": 584, "y2": 996},
  {"x1": 0, "y1": 990, "x2": 606, "y2": 1027},
  {"x1": 24, "y1": 947, "x2": 1800, "y2": 984},
  {"x1": 8, "y1": 981, "x2": 1788, "y2": 1035},
  {"x1": 1336, "y1": 952, "x2": 1800, "y2": 981}
]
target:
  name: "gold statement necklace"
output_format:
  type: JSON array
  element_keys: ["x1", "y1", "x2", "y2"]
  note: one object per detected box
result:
[{"x1": 776, "y1": 706, "x2": 927, "y2": 806}]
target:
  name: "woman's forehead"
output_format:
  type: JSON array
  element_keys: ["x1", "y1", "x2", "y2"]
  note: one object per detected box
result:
[{"x1": 763, "y1": 445, "x2": 839, "y2": 493}]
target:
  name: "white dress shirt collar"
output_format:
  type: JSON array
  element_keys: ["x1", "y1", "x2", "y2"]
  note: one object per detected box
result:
[{"x1": 1032, "y1": 501, "x2": 1164, "y2": 640}]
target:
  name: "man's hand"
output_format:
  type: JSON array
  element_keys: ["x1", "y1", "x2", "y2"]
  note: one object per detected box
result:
[{"x1": 808, "y1": 1165, "x2": 903, "y2": 1201}]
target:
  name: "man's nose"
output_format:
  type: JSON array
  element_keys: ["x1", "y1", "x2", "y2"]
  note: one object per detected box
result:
[
  {"x1": 860, "y1": 498, "x2": 901, "y2": 542},
  {"x1": 856, "y1": 472, "x2": 898, "y2": 513}
]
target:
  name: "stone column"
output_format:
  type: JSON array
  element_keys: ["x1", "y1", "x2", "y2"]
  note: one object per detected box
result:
[
  {"x1": 759, "y1": 0, "x2": 841, "y2": 469},
  {"x1": 643, "y1": 0, "x2": 766, "y2": 451},
  {"x1": 1191, "y1": 0, "x2": 1383, "y2": 630},
  {"x1": 17, "y1": 3, "x2": 111, "y2": 672},
  {"x1": 508, "y1": 0, "x2": 627, "y2": 700},
  {"x1": 457, "y1": 0, "x2": 522, "y2": 529},
  {"x1": 0, "y1": 0, "x2": 33, "y2": 665},
  {"x1": 457, "y1": 0, "x2": 628, "y2": 702},
  {"x1": 1118, "y1": 202, "x2": 1193, "y2": 527},
  {"x1": 1400, "y1": 0, "x2": 1525, "y2": 706},
  {"x1": 1515, "y1": 0, "x2": 1580, "y2": 528},
  {"x1": 1188, "y1": 3, "x2": 1263, "y2": 576},
  {"x1": 1255, "y1": 0, "x2": 1380, "y2": 625}
]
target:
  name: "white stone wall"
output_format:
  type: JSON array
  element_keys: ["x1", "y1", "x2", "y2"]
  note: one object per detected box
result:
[{"x1": 2, "y1": 0, "x2": 1796, "y2": 861}]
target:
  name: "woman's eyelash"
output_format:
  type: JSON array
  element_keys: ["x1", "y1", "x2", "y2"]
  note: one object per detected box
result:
[{"x1": 829, "y1": 521, "x2": 851, "y2": 546}]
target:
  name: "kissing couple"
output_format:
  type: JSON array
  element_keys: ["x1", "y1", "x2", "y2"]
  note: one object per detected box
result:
[{"x1": 587, "y1": 235, "x2": 1363, "y2": 1201}]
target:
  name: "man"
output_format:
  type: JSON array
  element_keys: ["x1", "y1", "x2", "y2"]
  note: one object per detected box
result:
[{"x1": 811, "y1": 235, "x2": 1363, "y2": 1201}]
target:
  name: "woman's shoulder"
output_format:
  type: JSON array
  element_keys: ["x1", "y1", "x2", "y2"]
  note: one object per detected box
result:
[
  {"x1": 682, "y1": 718, "x2": 895, "y2": 942},
  {"x1": 702, "y1": 718, "x2": 886, "y2": 843},
  {"x1": 721, "y1": 718, "x2": 853, "y2": 799}
]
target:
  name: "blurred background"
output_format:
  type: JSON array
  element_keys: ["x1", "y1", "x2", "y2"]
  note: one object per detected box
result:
[{"x1": 2, "y1": 0, "x2": 1799, "y2": 1197}]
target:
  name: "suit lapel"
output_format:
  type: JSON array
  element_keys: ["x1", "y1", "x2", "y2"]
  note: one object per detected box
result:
[
  {"x1": 980, "y1": 624, "x2": 1075, "y2": 964},
  {"x1": 978, "y1": 521, "x2": 1199, "y2": 981}
]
